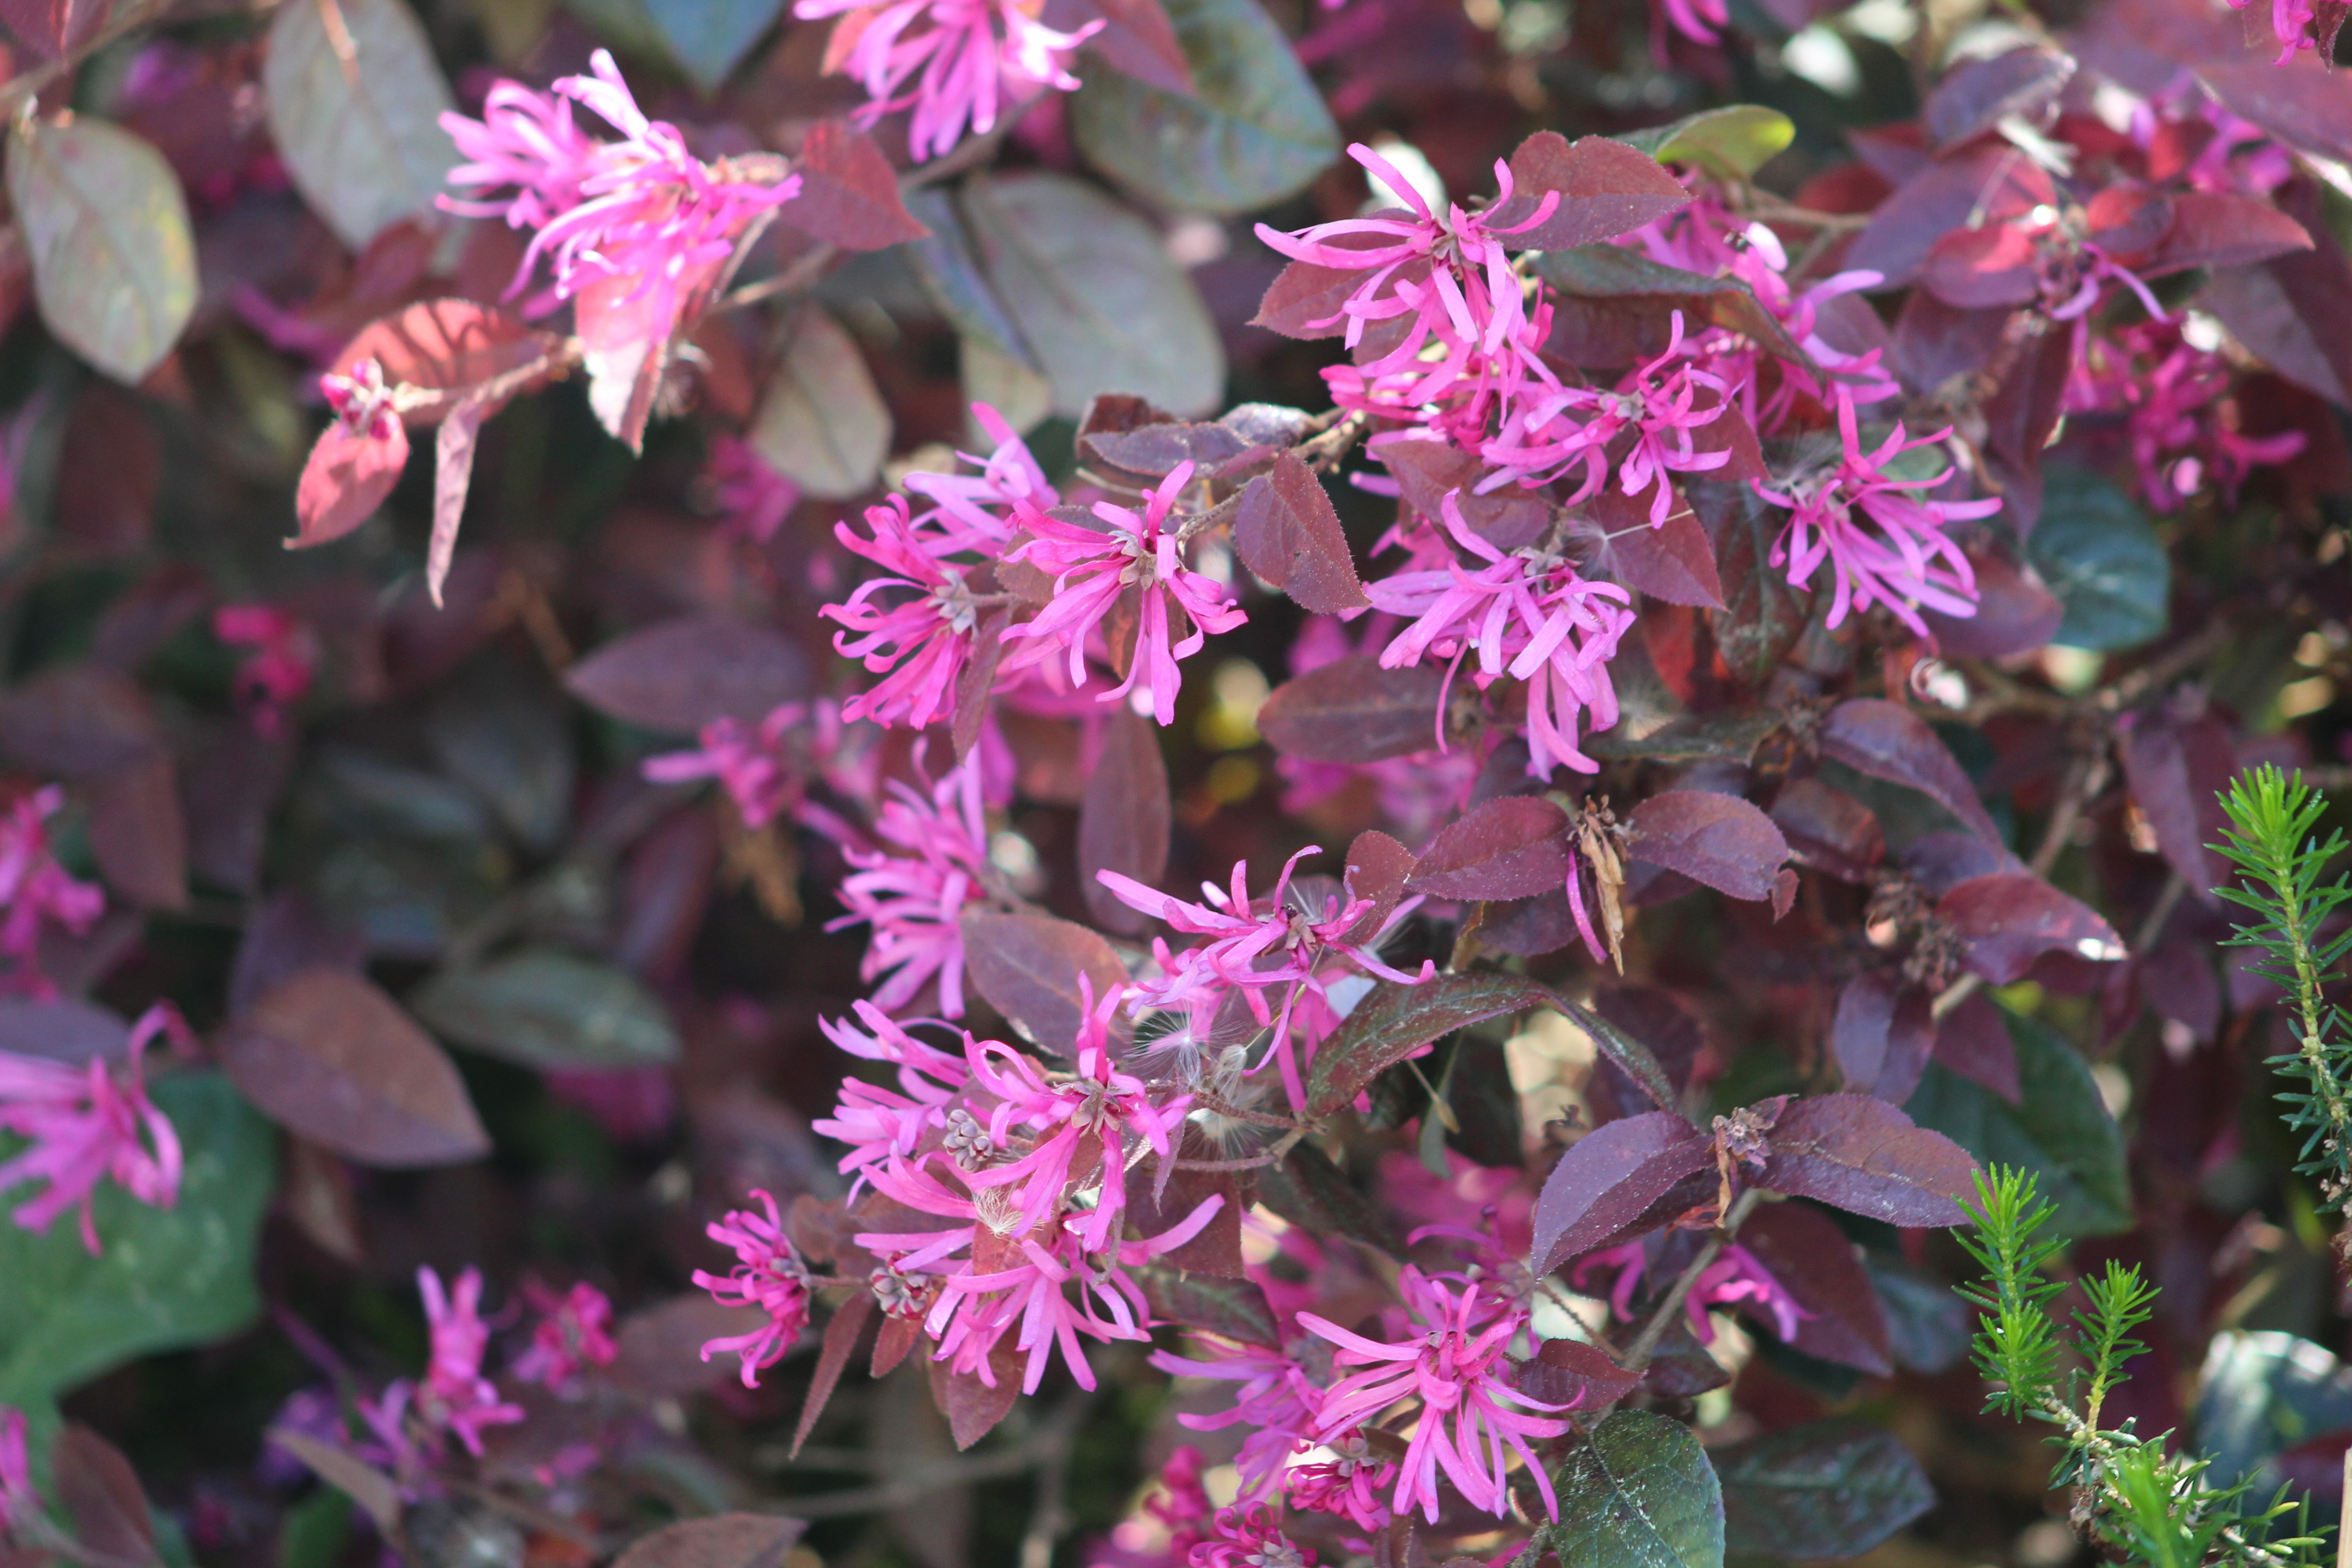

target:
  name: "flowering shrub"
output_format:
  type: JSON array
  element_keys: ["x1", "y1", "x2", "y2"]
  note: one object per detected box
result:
[{"x1": 0, "y1": 0, "x2": 2347, "y2": 1565}]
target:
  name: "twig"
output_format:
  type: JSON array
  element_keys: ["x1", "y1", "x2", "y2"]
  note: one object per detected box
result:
[
  {"x1": 1619, "y1": 1187, "x2": 1763, "y2": 1372},
  {"x1": 1017, "y1": 1392, "x2": 1088, "y2": 1568},
  {"x1": 723, "y1": 243, "x2": 843, "y2": 311}
]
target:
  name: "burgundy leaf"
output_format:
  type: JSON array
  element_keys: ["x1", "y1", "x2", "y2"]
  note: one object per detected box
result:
[
  {"x1": 53, "y1": 1425, "x2": 159, "y2": 1568},
  {"x1": 1132, "y1": 1133, "x2": 1245, "y2": 1276},
  {"x1": 1623, "y1": 790, "x2": 1789, "y2": 901},
  {"x1": 1375, "y1": 437, "x2": 1552, "y2": 551},
  {"x1": 1891, "y1": 291, "x2": 2013, "y2": 398},
  {"x1": 1080, "y1": 706, "x2": 1172, "y2": 934},
  {"x1": 1980, "y1": 323, "x2": 2074, "y2": 535},
  {"x1": 1480, "y1": 887, "x2": 1583, "y2": 958},
  {"x1": 565, "y1": 615, "x2": 812, "y2": 734},
  {"x1": 1586, "y1": 985, "x2": 1704, "y2": 1125},
  {"x1": 55, "y1": 385, "x2": 157, "y2": 560},
  {"x1": 1257, "y1": 656, "x2": 1446, "y2": 764},
  {"x1": 0, "y1": 0, "x2": 109, "y2": 60},
  {"x1": 1736, "y1": 1202, "x2": 1893, "y2": 1376},
  {"x1": 1770, "y1": 777, "x2": 1884, "y2": 882},
  {"x1": 1590, "y1": 498, "x2": 1724, "y2": 608},
  {"x1": 229, "y1": 893, "x2": 365, "y2": 1018},
  {"x1": 1135, "y1": 1268, "x2": 1281, "y2": 1347},
  {"x1": 1251, "y1": 235, "x2": 1411, "y2": 339},
  {"x1": 1919, "y1": 224, "x2": 2043, "y2": 310},
  {"x1": 958, "y1": 911, "x2": 1132, "y2": 1054},
  {"x1": 0, "y1": 664, "x2": 161, "y2": 779},
  {"x1": 1406, "y1": 796, "x2": 1572, "y2": 900},
  {"x1": 0, "y1": 997, "x2": 129, "y2": 1065},
  {"x1": 1934, "y1": 989, "x2": 2021, "y2": 1101},
  {"x1": 608, "y1": 1296, "x2": 774, "y2": 1397},
  {"x1": 1233, "y1": 452, "x2": 1369, "y2": 613},
  {"x1": 1937, "y1": 872, "x2": 2127, "y2": 984},
  {"x1": 1516, "y1": 1338, "x2": 1642, "y2": 1409},
  {"x1": 610, "y1": 1514, "x2": 806, "y2": 1568},
  {"x1": 2200, "y1": 62, "x2": 2352, "y2": 168},
  {"x1": 427, "y1": 392, "x2": 488, "y2": 608},
  {"x1": 2118, "y1": 708, "x2": 2237, "y2": 896},
  {"x1": 930, "y1": 1347, "x2": 1026, "y2": 1448},
  {"x1": 292, "y1": 419, "x2": 408, "y2": 549},
  {"x1": 1070, "y1": 0, "x2": 1195, "y2": 95},
  {"x1": 1902, "y1": 830, "x2": 2024, "y2": 897},
  {"x1": 1921, "y1": 549, "x2": 2062, "y2": 657},
  {"x1": 86, "y1": 753, "x2": 187, "y2": 911},
  {"x1": 952, "y1": 607, "x2": 1011, "y2": 764},
  {"x1": 1083, "y1": 421, "x2": 1251, "y2": 482},
  {"x1": 1257, "y1": 1142, "x2": 1405, "y2": 1255},
  {"x1": 2141, "y1": 937, "x2": 2221, "y2": 1044},
  {"x1": 1338, "y1": 828, "x2": 1416, "y2": 945},
  {"x1": 1818, "y1": 698, "x2": 2003, "y2": 845},
  {"x1": 1846, "y1": 148, "x2": 2054, "y2": 290},
  {"x1": 221, "y1": 968, "x2": 491, "y2": 1167},
  {"x1": 1831, "y1": 971, "x2": 1936, "y2": 1105},
  {"x1": 1923, "y1": 46, "x2": 2075, "y2": 150},
  {"x1": 792, "y1": 1294, "x2": 875, "y2": 1460},
  {"x1": 2142, "y1": 191, "x2": 2310, "y2": 275},
  {"x1": 1754, "y1": 1094, "x2": 1977, "y2": 1226},
  {"x1": 1303, "y1": 971, "x2": 1552, "y2": 1116},
  {"x1": 1530, "y1": 1110, "x2": 1713, "y2": 1276},
  {"x1": 265, "y1": 1429, "x2": 399, "y2": 1531},
  {"x1": 332, "y1": 298, "x2": 563, "y2": 427},
  {"x1": 784, "y1": 122, "x2": 931, "y2": 250},
  {"x1": 1495, "y1": 132, "x2": 1691, "y2": 251}
]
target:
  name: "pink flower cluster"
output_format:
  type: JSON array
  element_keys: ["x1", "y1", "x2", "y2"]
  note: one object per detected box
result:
[
  {"x1": 513, "y1": 1280, "x2": 620, "y2": 1392},
  {"x1": 366, "y1": 1267, "x2": 529, "y2": 1460},
  {"x1": 1575, "y1": 1237, "x2": 1810, "y2": 1345},
  {"x1": 694, "y1": 1190, "x2": 819, "y2": 1387},
  {"x1": 796, "y1": 0, "x2": 1102, "y2": 162},
  {"x1": 826, "y1": 756, "x2": 994, "y2": 1018},
  {"x1": 643, "y1": 699, "x2": 851, "y2": 830},
  {"x1": 0, "y1": 787, "x2": 103, "y2": 999},
  {"x1": 214, "y1": 604, "x2": 315, "y2": 738},
  {"x1": 2067, "y1": 319, "x2": 2306, "y2": 513},
  {"x1": 0, "y1": 1002, "x2": 189, "y2": 1253}
]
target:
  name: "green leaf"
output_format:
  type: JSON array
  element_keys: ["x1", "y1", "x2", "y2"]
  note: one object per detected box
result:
[
  {"x1": 1715, "y1": 1418, "x2": 1935, "y2": 1561},
  {"x1": 0, "y1": 1074, "x2": 273, "y2": 1410},
  {"x1": 960, "y1": 172, "x2": 1225, "y2": 418},
  {"x1": 263, "y1": 0, "x2": 458, "y2": 250},
  {"x1": 6, "y1": 116, "x2": 196, "y2": 385},
  {"x1": 2196, "y1": 1330, "x2": 2352, "y2": 1495},
  {"x1": 1619, "y1": 106, "x2": 1795, "y2": 181},
  {"x1": 1586, "y1": 707, "x2": 1782, "y2": 766},
  {"x1": 2026, "y1": 466, "x2": 2170, "y2": 652},
  {"x1": 642, "y1": 0, "x2": 786, "y2": 86},
  {"x1": 750, "y1": 306, "x2": 893, "y2": 500},
  {"x1": 1068, "y1": 0, "x2": 1339, "y2": 216},
  {"x1": 1546, "y1": 1410, "x2": 1725, "y2": 1568},
  {"x1": 900, "y1": 191, "x2": 1040, "y2": 372},
  {"x1": 1254, "y1": 1143, "x2": 1404, "y2": 1257},
  {"x1": 414, "y1": 948, "x2": 681, "y2": 1068},
  {"x1": 1905, "y1": 1009, "x2": 2131, "y2": 1236}
]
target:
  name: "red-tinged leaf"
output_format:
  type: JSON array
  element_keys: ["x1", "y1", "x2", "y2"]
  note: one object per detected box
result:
[
  {"x1": 1736, "y1": 1202, "x2": 1893, "y2": 1376},
  {"x1": 1622, "y1": 790, "x2": 1788, "y2": 902},
  {"x1": 1338, "y1": 828, "x2": 1415, "y2": 945},
  {"x1": 1256, "y1": 1141, "x2": 1404, "y2": 1255},
  {"x1": 333, "y1": 299, "x2": 563, "y2": 427},
  {"x1": 2200, "y1": 61, "x2": 2352, "y2": 167},
  {"x1": 1979, "y1": 322, "x2": 2072, "y2": 535},
  {"x1": 53, "y1": 1425, "x2": 159, "y2": 1568},
  {"x1": 872, "y1": 1312, "x2": 923, "y2": 1376},
  {"x1": 0, "y1": 664, "x2": 160, "y2": 780},
  {"x1": 1845, "y1": 148, "x2": 2054, "y2": 289},
  {"x1": 1257, "y1": 656, "x2": 1447, "y2": 764},
  {"x1": 1303, "y1": 971, "x2": 1552, "y2": 1116},
  {"x1": 1754, "y1": 1095, "x2": 1976, "y2": 1227},
  {"x1": 1934, "y1": 989, "x2": 2020, "y2": 1102},
  {"x1": 1070, "y1": 0, "x2": 1194, "y2": 95},
  {"x1": 1918, "y1": 224, "x2": 2042, "y2": 310},
  {"x1": 1818, "y1": 698, "x2": 2003, "y2": 845},
  {"x1": 952, "y1": 607, "x2": 1010, "y2": 764},
  {"x1": 1137, "y1": 1267, "x2": 1279, "y2": 1346},
  {"x1": 2202, "y1": 176, "x2": 2352, "y2": 410},
  {"x1": 230, "y1": 893, "x2": 365, "y2": 1019},
  {"x1": 427, "y1": 392, "x2": 488, "y2": 609},
  {"x1": 1923, "y1": 46, "x2": 2075, "y2": 151},
  {"x1": 958, "y1": 910, "x2": 1131, "y2": 1054},
  {"x1": 792, "y1": 1293, "x2": 875, "y2": 1460},
  {"x1": 608, "y1": 1295, "x2": 772, "y2": 1397},
  {"x1": 292, "y1": 419, "x2": 409, "y2": 549},
  {"x1": 1233, "y1": 451, "x2": 1368, "y2": 613},
  {"x1": 1535, "y1": 245, "x2": 1813, "y2": 373},
  {"x1": 222, "y1": 968, "x2": 490, "y2": 1167},
  {"x1": 565, "y1": 615, "x2": 812, "y2": 734},
  {"x1": 2118, "y1": 709, "x2": 2235, "y2": 895},
  {"x1": 1921, "y1": 549, "x2": 2062, "y2": 658},
  {"x1": 266, "y1": 1429, "x2": 401, "y2": 1531},
  {"x1": 1375, "y1": 438, "x2": 1551, "y2": 550},
  {"x1": 1251, "y1": 236, "x2": 1412, "y2": 339},
  {"x1": 575, "y1": 257, "x2": 712, "y2": 452},
  {"x1": 1588, "y1": 495, "x2": 1724, "y2": 609},
  {"x1": 2142, "y1": 191, "x2": 2311, "y2": 275},
  {"x1": 1406, "y1": 796, "x2": 1571, "y2": 900},
  {"x1": 1770, "y1": 777, "x2": 1884, "y2": 882},
  {"x1": 1530, "y1": 1110, "x2": 1713, "y2": 1276},
  {"x1": 611, "y1": 1514, "x2": 807, "y2": 1568},
  {"x1": 931, "y1": 1345, "x2": 1023, "y2": 1448},
  {"x1": 2083, "y1": 184, "x2": 2176, "y2": 266},
  {"x1": 1133, "y1": 1132, "x2": 1243, "y2": 1275},
  {"x1": 1494, "y1": 132, "x2": 1690, "y2": 251},
  {"x1": 1584, "y1": 986, "x2": 1702, "y2": 1125},
  {"x1": 1083, "y1": 420, "x2": 1250, "y2": 482},
  {"x1": 0, "y1": 0, "x2": 109, "y2": 60},
  {"x1": 1891, "y1": 291, "x2": 2012, "y2": 398},
  {"x1": 1081, "y1": 706, "x2": 1171, "y2": 934},
  {"x1": 1480, "y1": 887, "x2": 1582, "y2": 958},
  {"x1": 1517, "y1": 1338, "x2": 1642, "y2": 1409},
  {"x1": 1831, "y1": 971, "x2": 1936, "y2": 1105},
  {"x1": 85, "y1": 753, "x2": 185, "y2": 911},
  {"x1": 1937, "y1": 872, "x2": 2127, "y2": 984},
  {"x1": 54, "y1": 384, "x2": 157, "y2": 560},
  {"x1": 784, "y1": 122, "x2": 930, "y2": 250}
]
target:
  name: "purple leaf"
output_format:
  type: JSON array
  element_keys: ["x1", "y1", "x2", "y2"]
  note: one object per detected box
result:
[
  {"x1": 1846, "y1": 147, "x2": 2053, "y2": 290},
  {"x1": 1406, "y1": 796, "x2": 1572, "y2": 900},
  {"x1": 1080, "y1": 706, "x2": 1171, "y2": 935},
  {"x1": 1934, "y1": 990, "x2": 2020, "y2": 1102},
  {"x1": 428, "y1": 392, "x2": 487, "y2": 609},
  {"x1": 1257, "y1": 656, "x2": 1446, "y2": 764},
  {"x1": 1736, "y1": 1203, "x2": 1893, "y2": 1376},
  {"x1": 1494, "y1": 132, "x2": 1691, "y2": 251},
  {"x1": 1770, "y1": 778, "x2": 1885, "y2": 882},
  {"x1": 2142, "y1": 191, "x2": 2311, "y2": 275},
  {"x1": 1303, "y1": 971, "x2": 1553, "y2": 1116},
  {"x1": 1831, "y1": 971, "x2": 1936, "y2": 1105},
  {"x1": 1818, "y1": 698, "x2": 2003, "y2": 845},
  {"x1": 783, "y1": 122, "x2": 931, "y2": 251},
  {"x1": 957, "y1": 911, "x2": 1132, "y2": 1054},
  {"x1": 1590, "y1": 501, "x2": 1725, "y2": 609},
  {"x1": 1338, "y1": 828, "x2": 1416, "y2": 945},
  {"x1": 1937, "y1": 872, "x2": 2127, "y2": 984},
  {"x1": 1530, "y1": 1110, "x2": 1713, "y2": 1276},
  {"x1": 1233, "y1": 451, "x2": 1369, "y2": 614},
  {"x1": 1517, "y1": 1338, "x2": 1641, "y2": 1408},
  {"x1": 564, "y1": 615, "x2": 812, "y2": 735},
  {"x1": 1754, "y1": 1095, "x2": 1977, "y2": 1227},
  {"x1": 1375, "y1": 438, "x2": 1551, "y2": 551},
  {"x1": 1136, "y1": 1268, "x2": 1280, "y2": 1347},
  {"x1": 2200, "y1": 62, "x2": 2352, "y2": 169},
  {"x1": 2118, "y1": 708, "x2": 2236, "y2": 896},
  {"x1": 1623, "y1": 790, "x2": 1789, "y2": 902},
  {"x1": 1924, "y1": 46, "x2": 2075, "y2": 150},
  {"x1": 610, "y1": 1514, "x2": 805, "y2": 1568},
  {"x1": 1921, "y1": 549, "x2": 2062, "y2": 658}
]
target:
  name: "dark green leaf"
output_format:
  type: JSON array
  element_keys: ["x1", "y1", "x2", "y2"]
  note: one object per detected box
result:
[
  {"x1": 1545, "y1": 1410, "x2": 1725, "y2": 1568},
  {"x1": 7, "y1": 116, "x2": 196, "y2": 384},
  {"x1": 1619, "y1": 106, "x2": 1795, "y2": 181},
  {"x1": 413, "y1": 948, "x2": 681, "y2": 1068},
  {"x1": 1702, "y1": 481, "x2": 1809, "y2": 686},
  {"x1": 1255, "y1": 1143, "x2": 1404, "y2": 1256},
  {"x1": 642, "y1": 0, "x2": 786, "y2": 85},
  {"x1": 1904, "y1": 1009, "x2": 2130, "y2": 1236},
  {"x1": 263, "y1": 0, "x2": 456, "y2": 250},
  {"x1": 2025, "y1": 467, "x2": 2170, "y2": 652},
  {"x1": 424, "y1": 659, "x2": 574, "y2": 855},
  {"x1": 1715, "y1": 1418, "x2": 1935, "y2": 1561},
  {"x1": 0, "y1": 1074, "x2": 272, "y2": 1409},
  {"x1": 1586, "y1": 708, "x2": 1780, "y2": 766},
  {"x1": 1304, "y1": 972, "x2": 1551, "y2": 1116},
  {"x1": 1068, "y1": 0, "x2": 1338, "y2": 216},
  {"x1": 1866, "y1": 1253, "x2": 1972, "y2": 1375},
  {"x1": 901, "y1": 190, "x2": 1040, "y2": 372}
]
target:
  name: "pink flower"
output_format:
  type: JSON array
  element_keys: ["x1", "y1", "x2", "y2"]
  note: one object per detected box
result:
[
  {"x1": 441, "y1": 51, "x2": 799, "y2": 329},
  {"x1": 413, "y1": 1266, "x2": 527, "y2": 1456},
  {"x1": 1753, "y1": 388, "x2": 1998, "y2": 638},
  {"x1": 321, "y1": 358, "x2": 402, "y2": 440},
  {"x1": 1149, "y1": 1339, "x2": 1324, "y2": 1503},
  {"x1": 643, "y1": 702, "x2": 811, "y2": 828},
  {"x1": 214, "y1": 604, "x2": 315, "y2": 738},
  {"x1": 825, "y1": 758, "x2": 993, "y2": 1016},
  {"x1": 1004, "y1": 463, "x2": 1245, "y2": 726},
  {"x1": 2225, "y1": 0, "x2": 2320, "y2": 61},
  {"x1": 1574, "y1": 1238, "x2": 1810, "y2": 1344},
  {"x1": 0, "y1": 1003, "x2": 187, "y2": 1253},
  {"x1": 902, "y1": 403, "x2": 1058, "y2": 550},
  {"x1": 1098, "y1": 845, "x2": 1433, "y2": 1109},
  {"x1": 1284, "y1": 1429, "x2": 1400, "y2": 1530},
  {"x1": 1188, "y1": 1506, "x2": 1316, "y2": 1568},
  {"x1": 0, "y1": 1406, "x2": 34, "y2": 1531},
  {"x1": 1482, "y1": 313, "x2": 1732, "y2": 513},
  {"x1": 1297, "y1": 1268, "x2": 1577, "y2": 1522},
  {"x1": 2068, "y1": 319, "x2": 2305, "y2": 513},
  {"x1": 1653, "y1": 0, "x2": 1729, "y2": 44},
  {"x1": 960, "y1": 977, "x2": 1191, "y2": 1250},
  {"x1": 513, "y1": 1281, "x2": 618, "y2": 1392},
  {"x1": 692, "y1": 1189, "x2": 817, "y2": 1387},
  {"x1": 1365, "y1": 491, "x2": 1635, "y2": 778},
  {"x1": 812, "y1": 1001, "x2": 970, "y2": 1195},
  {"x1": 794, "y1": 0, "x2": 1102, "y2": 162},
  {"x1": 699, "y1": 437, "x2": 799, "y2": 545},
  {"x1": 825, "y1": 495, "x2": 998, "y2": 731},
  {"x1": 0, "y1": 787, "x2": 104, "y2": 998},
  {"x1": 1146, "y1": 1446, "x2": 1215, "y2": 1552}
]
